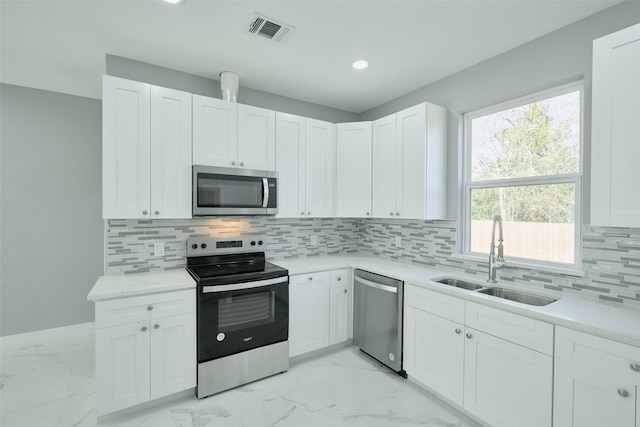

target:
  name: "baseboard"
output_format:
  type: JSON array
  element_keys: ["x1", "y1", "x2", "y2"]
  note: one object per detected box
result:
[{"x1": 0, "y1": 321, "x2": 95, "y2": 350}]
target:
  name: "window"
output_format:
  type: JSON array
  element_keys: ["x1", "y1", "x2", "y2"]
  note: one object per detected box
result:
[{"x1": 463, "y1": 82, "x2": 582, "y2": 267}]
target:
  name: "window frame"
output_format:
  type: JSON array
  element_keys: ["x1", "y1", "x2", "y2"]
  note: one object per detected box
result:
[{"x1": 461, "y1": 81, "x2": 584, "y2": 272}]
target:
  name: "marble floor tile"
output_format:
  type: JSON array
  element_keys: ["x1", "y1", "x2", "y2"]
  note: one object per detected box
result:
[{"x1": 1, "y1": 336, "x2": 481, "y2": 427}]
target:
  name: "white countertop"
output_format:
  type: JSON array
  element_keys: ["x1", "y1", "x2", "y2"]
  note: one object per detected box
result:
[
  {"x1": 274, "y1": 255, "x2": 640, "y2": 348},
  {"x1": 86, "y1": 255, "x2": 640, "y2": 347},
  {"x1": 87, "y1": 269, "x2": 195, "y2": 301}
]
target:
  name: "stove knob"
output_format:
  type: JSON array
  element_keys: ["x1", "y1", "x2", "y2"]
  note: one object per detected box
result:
[
  {"x1": 250, "y1": 241, "x2": 256, "y2": 246},
  {"x1": 191, "y1": 244, "x2": 197, "y2": 250},
  {"x1": 258, "y1": 240, "x2": 264, "y2": 245},
  {"x1": 201, "y1": 243, "x2": 207, "y2": 249}
]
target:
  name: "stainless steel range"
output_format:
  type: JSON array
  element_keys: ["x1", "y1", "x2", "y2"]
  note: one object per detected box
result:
[{"x1": 186, "y1": 236, "x2": 289, "y2": 399}]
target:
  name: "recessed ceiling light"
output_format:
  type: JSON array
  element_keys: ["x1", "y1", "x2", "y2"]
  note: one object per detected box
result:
[
  {"x1": 352, "y1": 60, "x2": 369, "y2": 70},
  {"x1": 163, "y1": 0, "x2": 183, "y2": 4}
]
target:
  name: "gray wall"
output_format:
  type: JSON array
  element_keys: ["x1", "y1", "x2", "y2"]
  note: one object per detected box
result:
[
  {"x1": 0, "y1": 84, "x2": 103, "y2": 336},
  {"x1": 106, "y1": 55, "x2": 359, "y2": 124},
  {"x1": 359, "y1": 1, "x2": 640, "y2": 222}
]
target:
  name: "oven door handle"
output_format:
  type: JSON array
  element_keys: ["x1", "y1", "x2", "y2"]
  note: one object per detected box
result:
[
  {"x1": 262, "y1": 178, "x2": 269, "y2": 208},
  {"x1": 202, "y1": 276, "x2": 288, "y2": 293}
]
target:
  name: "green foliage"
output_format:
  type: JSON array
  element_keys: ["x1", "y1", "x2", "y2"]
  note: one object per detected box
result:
[{"x1": 471, "y1": 97, "x2": 579, "y2": 223}]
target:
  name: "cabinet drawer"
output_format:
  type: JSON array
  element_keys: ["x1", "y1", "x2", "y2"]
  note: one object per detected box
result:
[
  {"x1": 290, "y1": 271, "x2": 328, "y2": 285},
  {"x1": 329, "y1": 268, "x2": 351, "y2": 288},
  {"x1": 405, "y1": 285, "x2": 465, "y2": 324},
  {"x1": 465, "y1": 302, "x2": 553, "y2": 355},
  {"x1": 96, "y1": 289, "x2": 196, "y2": 329},
  {"x1": 555, "y1": 326, "x2": 640, "y2": 374}
]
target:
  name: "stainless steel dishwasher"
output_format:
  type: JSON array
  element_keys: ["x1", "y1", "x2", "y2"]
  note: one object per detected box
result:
[{"x1": 353, "y1": 269, "x2": 406, "y2": 377}]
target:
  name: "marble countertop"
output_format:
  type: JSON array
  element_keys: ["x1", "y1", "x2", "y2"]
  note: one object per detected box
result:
[
  {"x1": 274, "y1": 255, "x2": 640, "y2": 348},
  {"x1": 87, "y1": 269, "x2": 195, "y2": 302}
]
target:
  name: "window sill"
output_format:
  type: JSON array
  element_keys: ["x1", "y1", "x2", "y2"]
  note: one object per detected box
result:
[{"x1": 450, "y1": 253, "x2": 586, "y2": 278}]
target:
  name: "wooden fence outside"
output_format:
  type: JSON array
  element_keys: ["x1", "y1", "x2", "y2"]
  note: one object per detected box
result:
[{"x1": 470, "y1": 220, "x2": 575, "y2": 264}]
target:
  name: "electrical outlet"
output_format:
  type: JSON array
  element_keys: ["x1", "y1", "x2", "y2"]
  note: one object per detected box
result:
[
  {"x1": 154, "y1": 242, "x2": 165, "y2": 257},
  {"x1": 310, "y1": 235, "x2": 318, "y2": 246},
  {"x1": 395, "y1": 236, "x2": 402, "y2": 247}
]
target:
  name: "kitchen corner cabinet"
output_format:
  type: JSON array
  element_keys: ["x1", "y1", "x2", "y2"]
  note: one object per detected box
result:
[
  {"x1": 95, "y1": 289, "x2": 196, "y2": 416},
  {"x1": 192, "y1": 96, "x2": 276, "y2": 170},
  {"x1": 404, "y1": 285, "x2": 553, "y2": 427},
  {"x1": 103, "y1": 76, "x2": 192, "y2": 219},
  {"x1": 289, "y1": 268, "x2": 351, "y2": 357},
  {"x1": 553, "y1": 326, "x2": 640, "y2": 427},
  {"x1": 591, "y1": 23, "x2": 640, "y2": 227},
  {"x1": 336, "y1": 122, "x2": 373, "y2": 218},
  {"x1": 372, "y1": 102, "x2": 447, "y2": 220},
  {"x1": 275, "y1": 113, "x2": 336, "y2": 218}
]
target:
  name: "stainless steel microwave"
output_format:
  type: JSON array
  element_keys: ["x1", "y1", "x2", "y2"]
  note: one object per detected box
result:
[{"x1": 192, "y1": 165, "x2": 278, "y2": 216}]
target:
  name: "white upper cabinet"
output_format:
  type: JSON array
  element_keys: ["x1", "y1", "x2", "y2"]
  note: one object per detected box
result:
[
  {"x1": 275, "y1": 113, "x2": 306, "y2": 217},
  {"x1": 237, "y1": 104, "x2": 276, "y2": 170},
  {"x1": 192, "y1": 96, "x2": 275, "y2": 170},
  {"x1": 372, "y1": 102, "x2": 447, "y2": 220},
  {"x1": 275, "y1": 114, "x2": 336, "y2": 218},
  {"x1": 336, "y1": 122, "x2": 372, "y2": 218},
  {"x1": 591, "y1": 23, "x2": 640, "y2": 227},
  {"x1": 103, "y1": 76, "x2": 191, "y2": 219},
  {"x1": 305, "y1": 118, "x2": 336, "y2": 218},
  {"x1": 192, "y1": 95, "x2": 238, "y2": 168}
]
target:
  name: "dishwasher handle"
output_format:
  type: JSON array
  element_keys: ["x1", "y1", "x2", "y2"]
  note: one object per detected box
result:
[{"x1": 354, "y1": 276, "x2": 398, "y2": 293}]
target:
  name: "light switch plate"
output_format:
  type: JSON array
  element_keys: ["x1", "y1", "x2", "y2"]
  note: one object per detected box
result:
[
  {"x1": 154, "y1": 242, "x2": 165, "y2": 257},
  {"x1": 310, "y1": 235, "x2": 318, "y2": 246},
  {"x1": 395, "y1": 236, "x2": 402, "y2": 247}
]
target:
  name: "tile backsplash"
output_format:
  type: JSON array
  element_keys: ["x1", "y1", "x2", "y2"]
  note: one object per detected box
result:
[{"x1": 106, "y1": 217, "x2": 640, "y2": 307}]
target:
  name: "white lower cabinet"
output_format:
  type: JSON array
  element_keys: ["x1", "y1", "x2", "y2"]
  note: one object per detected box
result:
[
  {"x1": 95, "y1": 290, "x2": 196, "y2": 416},
  {"x1": 289, "y1": 268, "x2": 351, "y2": 357},
  {"x1": 404, "y1": 285, "x2": 553, "y2": 427},
  {"x1": 554, "y1": 326, "x2": 640, "y2": 427}
]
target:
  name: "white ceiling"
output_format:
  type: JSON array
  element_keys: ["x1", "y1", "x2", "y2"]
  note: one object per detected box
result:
[{"x1": 0, "y1": 0, "x2": 619, "y2": 113}]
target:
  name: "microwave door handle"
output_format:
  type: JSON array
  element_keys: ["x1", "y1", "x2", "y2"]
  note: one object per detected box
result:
[{"x1": 262, "y1": 178, "x2": 269, "y2": 208}]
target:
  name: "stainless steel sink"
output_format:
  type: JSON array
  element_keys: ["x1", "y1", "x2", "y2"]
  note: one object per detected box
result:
[
  {"x1": 477, "y1": 287, "x2": 556, "y2": 306},
  {"x1": 435, "y1": 278, "x2": 484, "y2": 291}
]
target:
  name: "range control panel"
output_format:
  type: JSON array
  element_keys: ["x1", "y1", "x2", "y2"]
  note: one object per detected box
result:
[{"x1": 186, "y1": 236, "x2": 266, "y2": 256}]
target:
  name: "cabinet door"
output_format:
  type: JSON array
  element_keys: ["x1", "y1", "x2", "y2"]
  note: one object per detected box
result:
[
  {"x1": 328, "y1": 269, "x2": 351, "y2": 345},
  {"x1": 192, "y1": 95, "x2": 238, "y2": 167},
  {"x1": 404, "y1": 307, "x2": 464, "y2": 406},
  {"x1": 275, "y1": 113, "x2": 306, "y2": 218},
  {"x1": 96, "y1": 321, "x2": 150, "y2": 416},
  {"x1": 592, "y1": 23, "x2": 640, "y2": 227},
  {"x1": 149, "y1": 313, "x2": 196, "y2": 399},
  {"x1": 305, "y1": 119, "x2": 336, "y2": 218},
  {"x1": 289, "y1": 273, "x2": 330, "y2": 357},
  {"x1": 464, "y1": 329, "x2": 553, "y2": 427},
  {"x1": 372, "y1": 113, "x2": 397, "y2": 218},
  {"x1": 395, "y1": 104, "x2": 426, "y2": 219},
  {"x1": 237, "y1": 104, "x2": 276, "y2": 171},
  {"x1": 336, "y1": 122, "x2": 373, "y2": 218},
  {"x1": 554, "y1": 359, "x2": 636, "y2": 427},
  {"x1": 150, "y1": 86, "x2": 192, "y2": 219},
  {"x1": 102, "y1": 75, "x2": 151, "y2": 219}
]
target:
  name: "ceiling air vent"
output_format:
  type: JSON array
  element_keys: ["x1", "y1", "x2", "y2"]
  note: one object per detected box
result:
[{"x1": 247, "y1": 13, "x2": 295, "y2": 42}]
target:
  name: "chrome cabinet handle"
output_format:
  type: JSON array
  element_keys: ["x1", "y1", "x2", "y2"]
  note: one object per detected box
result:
[
  {"x1": 337, "y1": 276, "x2": 342, "y2": 281},
  {"x1": 466, "y1": 333, "x2": 473, "y2": 339},
  {"x1": 301, "y1": 212, "x2": 305, "y2": 215},
  {"x1": 366, "y1": 212, "x2": 370, "y2": 216},
  {"x1": 154, "y1": 210, "x2": 160, "y2": 215},
  {"x1": 308, "y1": 277, "x2": 313, "y2": 281},
  {"x1": 141, "y1": 326, "x2": 147, "y2": 332},
  {"x1": 231, "y1": 160, "x2": 236, "y2": 166},
  {"x1": 147, "y1": 305, "x2": 153, "y2": 311},
  {"x1": 307, "y1": 212, "x2": 311, "y2": 215},
  {"x1": 390, "y1": 212, "x2": 395, "y2": 216},
  {"x1": 618, "y1": 388, "x2": 629, "y2": 398},
  {"x1": 396, "y1": 212, "x2": 400, "y2": 216},
  {"x1": 630, "y1": 363, "x2": 640, "y2": 372},
  {"x1": 455, "y1": 328, "x2": 462, "y2": 334},
  {"x1": 344, "y1": 289, "x2": 347, "y2": 293},
  {"x1": 143, "y1": 210, "x2": 148, "y2": 215},
  {"x1": 240, "y1": 162, "x2": 244, "y2": 167},
  {"x1": 154, "y1": 324, "x2": 160, "y2": 330}
]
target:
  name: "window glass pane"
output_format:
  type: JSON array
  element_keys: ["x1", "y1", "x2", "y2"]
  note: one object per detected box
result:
[
  {"x1": 470, "y1": 183, "x2": 575, "y2": 264},
  {"x1": 471, "y1": 91, "x2": 580, "y2": 181}
]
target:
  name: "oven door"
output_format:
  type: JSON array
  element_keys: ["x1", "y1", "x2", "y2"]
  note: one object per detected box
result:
[
  {"x1": 193, "y1": 165, "x2": 278, "y2": 216},
  {"x1": 197, "y1": 276, "x2": 288, "y2": 362}
]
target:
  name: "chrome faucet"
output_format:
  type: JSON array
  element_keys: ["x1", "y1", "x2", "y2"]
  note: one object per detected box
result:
[{"x1": 488, "y1": 215, "x2": 505, "y2": 283}]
